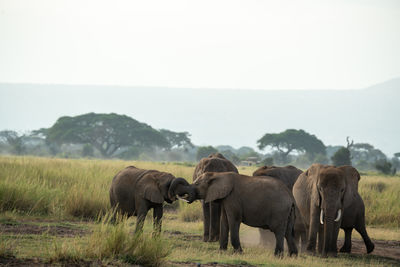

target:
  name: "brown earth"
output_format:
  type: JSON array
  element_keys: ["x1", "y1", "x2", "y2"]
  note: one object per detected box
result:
[{"x1": 0, "y1": 222, "x2": 88, "y2": 237}]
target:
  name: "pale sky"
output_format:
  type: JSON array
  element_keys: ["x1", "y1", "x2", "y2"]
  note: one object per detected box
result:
[{"x1": 1, "y1": 0, "x2": 399, "y2": 90}]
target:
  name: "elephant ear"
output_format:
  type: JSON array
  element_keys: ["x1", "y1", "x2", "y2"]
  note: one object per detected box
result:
[
  {"x1": 138, "y1": 175, "x2": 164, "y2": 204},
  {"x1": 339, "y1": 165, "x2": 359, "y2": 208},
  {"x1": 204, "y1": 174, "x2": 233, "y2": 203},
  {"x1": 308, "y1": 164, "x2": 322, "y2": 207}
]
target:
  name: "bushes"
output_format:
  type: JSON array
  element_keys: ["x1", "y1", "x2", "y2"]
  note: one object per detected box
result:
[{"x1": 51, "y1": 216, "x2": 171, "y2": 266}]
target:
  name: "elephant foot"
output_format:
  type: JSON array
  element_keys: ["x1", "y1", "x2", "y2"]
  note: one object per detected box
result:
[
  {"x1": 366, "y1": 242, "x2": 375, "y2": 254},
  {"x1": 233, "y1": 247, "x2": 243, "y2": 254},
  {"x1": 208, "y1": 235, "x2": 219, "y2": 242},
  {"x1": 322, "y1": 251, "x2": 338, "y2": 258},
  {"x1": 203, "y1": 235, "x2": 210, "y2": 242},
  {"x1": 219, "y1": 246, "x2": 227, "y2": 251},
  {"x1": 339, "y1": 245, "x2": 351, "y2": 253}
]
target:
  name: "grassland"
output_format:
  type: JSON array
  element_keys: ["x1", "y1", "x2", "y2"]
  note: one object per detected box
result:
[{"x1": 0, "y1": 156, "x2": 399, "y2": 266}]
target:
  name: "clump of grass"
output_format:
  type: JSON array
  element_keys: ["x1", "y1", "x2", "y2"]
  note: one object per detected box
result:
[
  {"x1": 0, "y1": 182, "x2": 54, "y2": 215},
  {"x1": 64, "y1": 186, "x2": 108, "y2": 219},
  {"x1": 51, "y1": 214, "x2": 170, "y2": 267},
  {"x1": 178, "y1": 201, "x2": 202, "y2": 222},
  {"x1": 0, "y1": 239, "x2": 16, "y2": 259}
]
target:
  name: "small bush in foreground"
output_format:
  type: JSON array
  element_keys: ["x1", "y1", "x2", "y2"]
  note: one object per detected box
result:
[{"x1": 51, "y1": 215, "x2": 170, "y2": 267}]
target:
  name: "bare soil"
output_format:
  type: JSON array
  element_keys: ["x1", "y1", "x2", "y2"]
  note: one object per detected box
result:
[
  {"x1": 337, "y1": 238, "x2": 400, "y2": 261},
  {"x1": 0, "y1": 222, "x2": 88, "y2": 237}
]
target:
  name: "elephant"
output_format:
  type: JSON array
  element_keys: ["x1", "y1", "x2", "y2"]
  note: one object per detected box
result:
[
  {"x1": 109, "y1": 166, "x2": 194, "y2": 234},
  {"x1": 176, "y1": 171, "x2": 298, "y2": 256},
  {"x1": 253, "y1": 165, "x2": 307, "y2": 251},
  {"x1": 337, "y1": 166, "x2": 375, "y2": 254},
  {"x1": 192, "y1": 153, "x2": 238, "y2": 242},
  {"x1": 292, "y1": 163, "x2": 374, "y2": 257}
]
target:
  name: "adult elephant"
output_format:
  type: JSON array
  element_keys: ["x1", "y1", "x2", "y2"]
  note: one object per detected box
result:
[
  {"x1": 293, "y1": 163, "x2": 374, "y2": 257},
  {"x1": 253, "y1": 165, "x2": 306, "y2": 251},
  {"x1": 174, "y1": 171, "x2": 298, "y2": 256},
  {"x1": 193, "y1": 153, "x2": 238, "y2": 242},
  {"x1": 109, "y1": 166, "x2": 194, "y2": 234},
  {"x1": 338, "y1": 166, "x2": 374, "y2": 254}
]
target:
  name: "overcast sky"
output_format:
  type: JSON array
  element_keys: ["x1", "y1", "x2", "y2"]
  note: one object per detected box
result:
[{"x1": 1, "y1": 0, "x2": 399, "y2": 90}]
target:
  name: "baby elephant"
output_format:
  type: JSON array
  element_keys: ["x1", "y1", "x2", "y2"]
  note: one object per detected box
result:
[
  {"x1": 177, "y1": 171, "x2": 298, "y2": 256},
  {"x1": 109, "y1": 166, "x2": 193, "y2": 233}
]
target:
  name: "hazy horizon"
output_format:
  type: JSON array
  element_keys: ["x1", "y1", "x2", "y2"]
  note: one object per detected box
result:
[{"x1": 1, "y1": 79, "x2": 399, "y2": 157}]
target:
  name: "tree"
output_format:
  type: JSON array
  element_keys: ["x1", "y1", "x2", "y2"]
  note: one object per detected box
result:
[
  {"x1": 0, "y1": 130, "x2": 25, "y2": 155},
  {"x1": 40, "y1": 113, "x2": 170, "y2": 158},
  {"x1": 331, "y1": 147, "x2": 351, "y2": 166},
  {"x1": 82, "y1": 144, "x2": 94, "y2": 157},
  {"x1": 196, "y1": 146, "x2": 218, "y2": 161},
  {"x1": 375, "y1": 159, "x2": 393, "y2": 175},
  {"x1": 159, "y1": 129, "x2": 194, "y2": 149},
  {"x1": 257, "y1": 129, "x2": 326, "y2": 162}
]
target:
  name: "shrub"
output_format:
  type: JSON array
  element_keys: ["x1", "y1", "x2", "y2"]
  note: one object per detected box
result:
[
  {"x1": 52, "y1": 215, "x2": 170, "y2": 266},
  {"x1": 375, "y1": 159, "x2": 393, "y2": 175},
  {"x1": 331, "y1": 147, "x2": 351, "y2": 166}
]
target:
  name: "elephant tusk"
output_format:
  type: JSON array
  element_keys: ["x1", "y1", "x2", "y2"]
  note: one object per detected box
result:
[
  {"x1": 177, "y1": 195, "x2": 189, "y2": 203},
  {"x1": 320, "y1": 209, "x2": 324, "y2": 225},
  {"x1": 334, "y1": 209, "x2": 342, "y2": 222}
]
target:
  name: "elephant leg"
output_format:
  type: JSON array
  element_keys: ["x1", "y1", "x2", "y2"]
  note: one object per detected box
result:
[
  {"x1": 219, "y1": 205, "x2": 229, "y2": 250},
  {"x1": 306, "y1": 208, "x2": 320, "y2": 254},
  {"x1": 152, "y1": 205, "x2": 163, "y2": 237},
  {"x1": 273, "y1": 226, "x2": 286, "y2": 257},
  {"x1": 135, "y1": 204, "x2": 149, "y2": 233},
  {"x1": 225, "y1": 208, "x2": 242, "y2": 253},
  {"x1": 209, "y1": 201, "x2": 221, "y2": 242},
  {"x1": 355, "y1": 220, "x2": 374, "y2": 254},
  {"x1": 318, "y1": 225, "x2": 324, "y2": 254},
  {"x1": 202, "y1": 201, "x2": 210, "y2": 242},
  {"x1": 285, "y1": 226, "x2": 298, "y2": 256},
  {"x1": 339, "y1": 228, "x2": 352, "y2": 253}
]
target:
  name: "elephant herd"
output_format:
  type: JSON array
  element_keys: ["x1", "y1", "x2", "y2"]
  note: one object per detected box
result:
[{"x1": 109, "y1": 153, "x2": 374, "y2": 257}]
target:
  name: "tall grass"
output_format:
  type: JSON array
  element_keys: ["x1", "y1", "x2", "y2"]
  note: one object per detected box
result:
[
  {"x1": 0, "y1": 156, "x2": 399, "y2": 228},
  {"x1": 51, "y1": 215, "x2": 170, "y2": 266}
]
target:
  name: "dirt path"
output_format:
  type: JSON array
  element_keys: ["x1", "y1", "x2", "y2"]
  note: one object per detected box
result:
[
  {"x1": 0, "y1": 222, "x2": 88, "y2": 237},
  {"x1": 337, "y1": 238, "x2": 400, "y2": 261}
]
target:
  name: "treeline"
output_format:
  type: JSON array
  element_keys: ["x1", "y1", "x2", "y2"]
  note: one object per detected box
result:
[{"x1": 0, "y1": 112, "x2": 399, "y2": 174}]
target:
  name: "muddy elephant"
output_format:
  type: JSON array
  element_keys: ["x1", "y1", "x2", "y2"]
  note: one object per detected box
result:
[
  {"x1": 193, "y1": 153, "x2": 238, "y2": 242},
  {"x1": 253, "y1": 165, "x2": 307, "y2": 251},
  {"x1": 109, "y1": 166, "x2": 193, "y2": 233},
  {"x1": 177, "y1": 171, "x2": 298, "y2": 256},
  {"x1": 293, "y1": 163, "x2": 374, "y2": 257}
]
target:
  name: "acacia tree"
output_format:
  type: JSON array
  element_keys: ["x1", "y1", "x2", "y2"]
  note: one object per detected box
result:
[
  {"x1": 257, "y1": 129, "x2": 326, "y2": 162},
  {"x1": 39, "y1": 113, "x2": 170, "y2": 158},
  {"x1": 159, "y1": 129, "x2": 194, "y2": 149},
  {"x1": 0, "y1": 130, "x2": 25, "y2": 155}
]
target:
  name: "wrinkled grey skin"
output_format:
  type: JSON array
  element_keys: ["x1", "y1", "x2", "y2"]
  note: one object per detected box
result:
[
  {"x1": 193, "y1": 153, "x2": 238, "y2": 242},
  {"x1": 253, "y1": 165, "x2": 307, "y2": 251},
  {"x1": 109, "y1": 166, "x2": 193, "y2": 234},
  {"x1": 337, "y1": 166, "x2": 374, "y2": 254},
  {"x1": 179, "y1": 172, "x2": 298, "y2": 256},
  {"x1": 293, "y1": 164, "x2": 374, "y2": 257}
]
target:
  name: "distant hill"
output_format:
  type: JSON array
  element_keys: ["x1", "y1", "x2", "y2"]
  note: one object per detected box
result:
[{"x1": 0, "y1": 78, "x2": 399, "y2": 156}]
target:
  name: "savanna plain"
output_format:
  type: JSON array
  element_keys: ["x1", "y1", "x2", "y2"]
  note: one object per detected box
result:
[{"x1": 0, "y1": 156, "x2": 399, "y2": 266}]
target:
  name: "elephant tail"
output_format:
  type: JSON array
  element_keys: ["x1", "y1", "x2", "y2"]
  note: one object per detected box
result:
[{"x1": 286, "y1": 203, "x2": 296, "y2": 239}]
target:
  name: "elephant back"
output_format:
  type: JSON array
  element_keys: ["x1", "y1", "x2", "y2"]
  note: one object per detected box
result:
[
  {"x1": 253, "y1": 165, "x2": 303, "y2": 190},
  {"x1": 193, "y1": 153, "x2": 238, "y2": 180}
]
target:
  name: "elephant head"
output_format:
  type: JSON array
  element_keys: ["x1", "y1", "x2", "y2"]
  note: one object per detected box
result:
[
  {"x1": 168, "y1": 177, "x2": 196, "y2": 203},
  {"x1": 137, "y1": 172, "x2": 191, "y2": 204},
  {"x1": 308, "y1": 164, "x2": 349, "y2": 256},
  {"x1": 176, "y1": 172, "x2": 234, "y2": 203}
]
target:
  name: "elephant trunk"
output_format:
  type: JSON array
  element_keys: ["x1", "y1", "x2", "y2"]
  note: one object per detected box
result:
[
  {"x1": 322, "y1": 209, "x2": 339, "y2": 257},
  {"x1": 168, "y1": 177, "x2": 196, "y2": 203}
]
